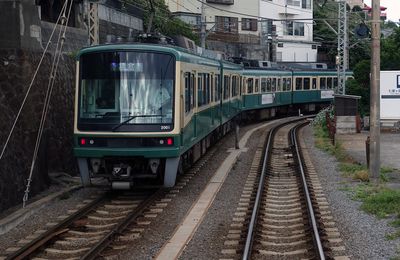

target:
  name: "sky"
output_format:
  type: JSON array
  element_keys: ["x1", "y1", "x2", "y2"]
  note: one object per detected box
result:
[{"x1": 364, "y1": 0, "x2": 400, "y2": 22}]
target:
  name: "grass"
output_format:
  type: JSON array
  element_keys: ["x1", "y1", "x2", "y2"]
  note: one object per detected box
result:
[{"x1": 313, "y1": 122, "x2": 400, "y2": 248}]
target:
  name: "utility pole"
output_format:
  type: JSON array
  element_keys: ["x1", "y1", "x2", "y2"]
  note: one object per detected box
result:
[
  {"x1": 200, "y1": 1, "x2": 206, "y2": 48},
  {"x1": 370, "y1": 0, "x2": 381, "y2": 181},
  {"x1": 336, "y1": 0, "x2": 348, "y2": 95},
  {"x1": 147, "y1": 0, "x2": 155, "y2": 33}
]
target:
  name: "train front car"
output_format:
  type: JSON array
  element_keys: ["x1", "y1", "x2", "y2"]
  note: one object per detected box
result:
[{"x1": 73, "y1": 45, "x2": 180, "y2": 189}]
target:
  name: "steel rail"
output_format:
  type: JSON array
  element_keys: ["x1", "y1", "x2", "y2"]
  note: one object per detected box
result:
[
  {"x1": 81, "y1": 189, "x2": 164, "y2": 260},
  {"x1": 291, "y1": 121, "x2": 325, "y2": 260},
  {"x1": 6, "y1": 193, "x2": 108, "y2": 260},
  {"x1": 242, "y1": 117, "x2": 306, "y2": 260}
]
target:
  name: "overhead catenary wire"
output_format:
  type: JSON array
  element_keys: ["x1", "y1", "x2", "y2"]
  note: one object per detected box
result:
[
  {"x1": 0, "y1": 0, "x2": 69, "y2": 163},
  {"x1": 22, "y1": 0, "x2": 74, "y2": 208}
]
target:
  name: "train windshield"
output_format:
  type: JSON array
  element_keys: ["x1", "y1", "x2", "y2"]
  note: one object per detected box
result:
[{"x1": 78, "y1": 51, "x2": 175, "y2": 132}]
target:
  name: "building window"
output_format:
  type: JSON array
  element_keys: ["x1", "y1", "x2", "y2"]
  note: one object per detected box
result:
[
  {"x1": 242, "y1": 18, "x2": 258, "y2": 31},
  {"x1": 287, "y1": 0, "x2": 300, "y2": 7},
  {"x1": 206, "y1": 0, "x2": 234, "y2": 4},
  {"x1": 285, "y1": 22, "x2": 304, "y2": 36},
  {"x1": 216, "y1": 16, "x2": 238, "y2": 33}
]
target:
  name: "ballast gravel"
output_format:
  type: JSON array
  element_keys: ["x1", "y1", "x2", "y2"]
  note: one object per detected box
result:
[
  {"x1": 302, "y1": 126, "x2": 399, "y2": 260},
  {"x1": 0, "y1": 186, "x2": 102, "y2": 253}
]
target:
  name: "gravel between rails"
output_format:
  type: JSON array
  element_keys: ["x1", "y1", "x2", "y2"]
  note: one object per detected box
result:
[
  {"x1": 302, "y1": 125, "x2": 400, "y2": 260},
  {"x1": 0, "y1": 187, "x2": 103, "y2": 253}
]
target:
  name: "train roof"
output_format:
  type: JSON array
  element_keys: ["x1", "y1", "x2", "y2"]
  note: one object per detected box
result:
[{"x1": 76, "y1": 43, "x2": 242, "y2": 70}]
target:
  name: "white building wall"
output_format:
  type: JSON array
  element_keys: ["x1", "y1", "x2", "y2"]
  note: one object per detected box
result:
[{"x1": 260, "y1": 0, "x2": 317, "y2": 62}]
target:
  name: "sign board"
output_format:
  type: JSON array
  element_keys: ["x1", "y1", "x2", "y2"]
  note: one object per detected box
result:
[
  {"x1": 380, "y1": 71, "x2": 400, "y2": 120},
  {"x1": 321, "y1": 90, "x2": 334, "y2": 99},
  {"x1": 261, "y1": 94, "x2": 274, "y2": 104}
]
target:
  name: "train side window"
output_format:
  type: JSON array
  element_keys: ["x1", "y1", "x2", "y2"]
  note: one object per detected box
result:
[
  {"x1": 320, "y1": 78, "x2": 326, "y2": 90},
  {"x1": 295, "y1": 78, "x2": 302, "y2": 90},
  {"x1": 333, "y1": 77, "x2": 338, "y2": 89},
  {"x1": 327, "y1": 77, "x2": 333, "y2": 89},
  {"x1": 255, "y1": 78, "x2": 259, "y2": 93},
  {"x1": 210, "y1": 74, "x2": 214, "y2": 102},
  {"x1": 215, "y1": 74, "x2": 221, "y2": 101},
  {"x1": 223, "y1": 75, "x2": 230, "y2": 100},
  {"x1": 247, "y1": 78, "x2": 254, "y2": 94},
  {"x1": 197, "y1": 73, "x2": 203, "y2": 107},
  {"x1": 261, "y1": 78, "x2": 267, "y2": 93},
  {"x1": 271, "y1": 78, "x2": 277, "y2": 92},
  {"x1": 303, "y1": 78, "x2": 310, "y2": 90},
  {"x1": 205, "y1": 73, "x2": 210, "y2": 105},
  {"x1": 185, "y1": 72, "x2": 195, "y2": 113},
  {"x1": 231, "y1": 76, "x2": 237, "y2": 97},
  {"x1": 287, "y1": 78, "x2": 292, "y2": 91},
  {"x1": 277, "y1": 78, "x2": 281, "y2": 92},
  {"x1": 282, "y1": 78, "x2": 286, "y2": 91},
  {"x1": 267, "y1": 78, "x2": 272, "y2": 92},
  {"x1": 312, "y1": 78, "x2": 317, "y2": 89}
]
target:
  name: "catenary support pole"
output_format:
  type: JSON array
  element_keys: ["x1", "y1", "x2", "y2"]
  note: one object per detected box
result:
[
  {"x1": 200, "y1": 1, "x2": 206, "y2": 48},
  {"x1": 370, "y1": 0, "x2": 381, "y2": 181}
]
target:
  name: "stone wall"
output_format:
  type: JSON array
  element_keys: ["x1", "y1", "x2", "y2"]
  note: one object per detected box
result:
[{"x1": 0, "y1": 49, "x2": 76, "y2": 212}]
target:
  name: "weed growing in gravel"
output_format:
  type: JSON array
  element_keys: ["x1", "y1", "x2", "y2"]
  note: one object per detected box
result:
[
  {"x1": 386, "y1": 230, "x2": 400, "y2": 240},
  {"x1": 354, "y1": 184, "x2": 400, "y2": 218}
]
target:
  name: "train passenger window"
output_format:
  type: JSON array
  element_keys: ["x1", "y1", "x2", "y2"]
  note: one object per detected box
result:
[
  {"x1": 247, "y1": 78, "x2": 254, "y2": 94},
  {"x1": 204, "y1": 73, "x2": 210, "y2": 105},
  {"x1": 184, "y1": 72, "x2": 195, "y2": 114},
  {"x1": 232, "y1": 76, "x2": 238, "y2": 97},
  {"x1": 287, "y1": 78, "x2": 292, "y2": 91},
  {"x1": 261, "y1": 78, "x2": 267, "y2": 93},
  {"x1": 271, "y1": 78, "x2": 276, "y2": 92},
  {"x1": 320, "y1": 78, "x2": 326, "y2": 89},
  {"x1": 327, "y1": 77, "x2": 333, "y2": 89},
  {"x1": 215, "y1": 74, "x2": 221, "y2": 101},
  {"x1": 198, "y1": 73, "x2": 204, "y2": 106},
  {"x1": 295, "y1": 78, "x2": 302, "y2": 90},
  {"x1": 312, "y1": 78, "x2": 317, "y2": 89},
  {"x1": 333, "y1": 77, "x2": 338, "y2": 89},
  {"x1": 277, "y1": 78, "x2": 281, "y2": 92},
  {"x1": 303, "y1": 78, "x2": 310, "y2": 90},
  {"x1": 267, "y1": 78, "x2": 272, "y2": 92},
  {"x1": 223, "y1": 75, "x2": 230, "y2": 100},
  {"x1": 210, "y1": 74, "x2": 214, "y2": 102},
  {"x1": 255, "y1": 78, "x2": 259, "y2": 93},
  {"x1": 282, "y1": 78, "x2": 287, "y2": 91}
]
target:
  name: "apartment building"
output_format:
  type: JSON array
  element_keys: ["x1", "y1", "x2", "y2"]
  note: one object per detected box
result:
[{"x1": 166, "y1": 0, "x2": 318, "y2": 62}]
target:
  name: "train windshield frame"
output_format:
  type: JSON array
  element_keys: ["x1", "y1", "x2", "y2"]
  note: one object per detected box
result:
[{"x1": 77, "y1": 51, "x2": 175, "y2": 132}]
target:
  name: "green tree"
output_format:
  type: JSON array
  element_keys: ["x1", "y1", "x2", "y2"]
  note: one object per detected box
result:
[{"x1": 126, "y1": 0, "x2": 199, "y2": 42}]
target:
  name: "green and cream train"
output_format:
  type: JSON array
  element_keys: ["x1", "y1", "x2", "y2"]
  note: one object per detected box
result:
[{"x1": 74, "y1": 43, "x2": 350, "y2": 189}]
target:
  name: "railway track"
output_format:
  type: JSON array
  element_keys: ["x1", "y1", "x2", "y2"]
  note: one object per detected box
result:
[
  {"x1": 221, "y1": 118, "x2": 347, "y2": 259},
  {"x1": 243, "y1": 119, "x2": 323, "y2": 259},
  {"x1": 5, "y1": 189, "x2": 163, "y2": 259}
]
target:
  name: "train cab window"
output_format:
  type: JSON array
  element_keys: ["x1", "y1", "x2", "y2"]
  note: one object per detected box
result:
[
  {"x1": 320, "y1": 78, "x2": 326, "y2": 90},
  {"x1": 303, "y1": 78, "x2": 310, "y2": 90},
  {"x1": 223, "y1": 75, "x2": 230, "y2": 100},
  {"x1": 295, "y1": 78, "x2": 302, "y2": 90},
  {"x1": 333, "y1": 77, "x2": 338, "y2": 90},
  {"x1": 312, "y1": 78, "x2": 317, "y2": 89},
  {"x1": 184, "y1": 72, "x2": 195, "y2": 114},
  {"x1": 277, "y1": 78, "x2": 281, "y2": 92},
  {"x1": 282, "y1": 78, "x2": 287, "y2": 91},
  {"x1": 247, "y1": 78, "x2": 254, "y2": 94},
  {"x1": 271, "y1": 78, "x2": 277, "y2": 92},
  {"x1": 255, "y1": 78, "x2": 259, "y2": 93},
  {"x1": 327, "y1": 77, "x2": 333, "y2": 89},
  {"x1": 261, "y1": 78, "x2": 267, "y2": 93},
  {"x1": 287, "y1": 78, "x2": 292, "y2": 91},
  {"x1": 215, "y1": 74, "x2": 221, "y2": 101},
  {"x1": 267, "y1": 78, "x2": 272, "y2": 92}
]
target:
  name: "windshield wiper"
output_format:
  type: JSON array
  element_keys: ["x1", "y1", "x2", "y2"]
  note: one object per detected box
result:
[{"x1": 112, "y1": 114, "x2": 165, "y2": 131}]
